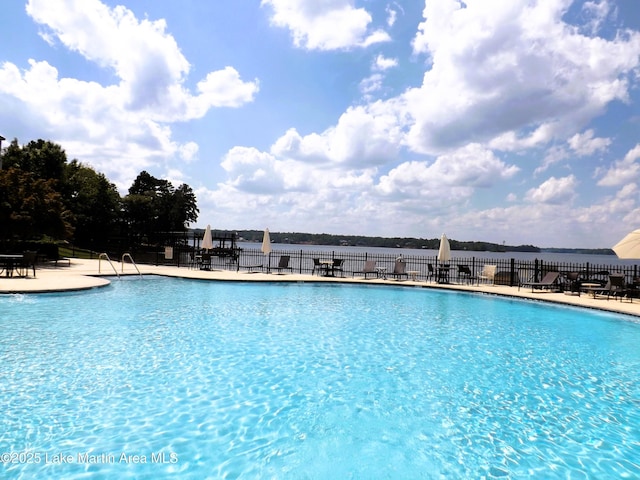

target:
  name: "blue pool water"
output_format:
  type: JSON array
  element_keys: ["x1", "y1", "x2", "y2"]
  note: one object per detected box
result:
[{"x1": 1, "y1": 277, "x2": 639, "y2": 479}]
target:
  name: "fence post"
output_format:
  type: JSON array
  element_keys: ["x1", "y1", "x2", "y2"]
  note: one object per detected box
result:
[
  {"x1": 510, "y1": 258, "x2": 515, "y2": 286},
  {"x1": 585, "y1": 262, "x2": 590, "y2": 280}
]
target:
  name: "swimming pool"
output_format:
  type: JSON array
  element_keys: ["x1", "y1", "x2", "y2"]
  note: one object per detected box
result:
[{"x1": 1, "y1": 277, "x2": 639, "y2": 478}]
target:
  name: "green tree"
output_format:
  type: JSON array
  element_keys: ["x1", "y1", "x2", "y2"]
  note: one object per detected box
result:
[
  {"x1": 0, "y1": 167, "x2": 72, "y2": 242},
  {"x1": 64, "y1": 160, "x2": 122, "y2": 249},
  {"x1": 2, "y1": 138, "x2": 67, "y2": 183},
  {"x1": 124, "y1": 171, "x2": 198, "y2": 238},
  {"x1": 171, "y1": 183, "x2": 199, "y2": 229}
]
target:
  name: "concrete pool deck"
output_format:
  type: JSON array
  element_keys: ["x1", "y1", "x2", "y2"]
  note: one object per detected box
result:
[{"x1": 2, "y1": 258, "x2": 640, "y2": 318}]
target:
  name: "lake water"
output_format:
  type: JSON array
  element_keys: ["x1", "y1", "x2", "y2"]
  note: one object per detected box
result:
[{"x1": 239, "y1": 242, "x2": 638, "y2": 268}]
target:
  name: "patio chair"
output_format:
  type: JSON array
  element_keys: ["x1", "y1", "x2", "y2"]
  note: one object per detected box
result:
[
  {"x1": 331, "y1": 259, "x2": 345, "y2": 277},
  {"x1": 200, "y1": 253, "x2": 212, "y2": 271},
  {"x1": 627, "y1": 277, "x2": 640, "y2": 300},
  {"x1": 457, "y1": 265, "x2": 476, "y2": 284},
  {"x1": 564, "y1": 272, "x2": 581, "y2": 295},
  {"x1": 426, "y1": 263, "x2": 435, "y2": 282},
  {"x1": 523, "y1": 271, "x2": 560, "y2": 292},
  {"x1": 311, "y1": 258, "x2": 327, "y2": 276},
  {"x1": 19, "y1": 251, "x2": 37, "y2": 278},
  {"x1": 353, "y1": 260, "x2": 378, "y2": 279},
  {"x1": 478, "y1": 265, "x2": 497, "y2": 284},
  {"x1": 389, "y1": 260, "x2": 408, "y2": 280},
  {"x1": 273, "y1": 255, "x2": 293, "y2": 274},
  {"x1": 189, "y1": 252, "x2": 200, "y2": 269}
]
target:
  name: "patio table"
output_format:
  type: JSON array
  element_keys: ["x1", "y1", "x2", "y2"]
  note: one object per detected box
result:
[
  {"x1": 581, "y1": 282, "x2": 601, "y2": 298},
  {"x1": 0, "y1": 254, "x2": 24, "y2": 277}
]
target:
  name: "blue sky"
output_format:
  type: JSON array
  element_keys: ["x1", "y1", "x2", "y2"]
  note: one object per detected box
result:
[{"x1": 1, "y1": 0, "x2": 640, "y2": 248}]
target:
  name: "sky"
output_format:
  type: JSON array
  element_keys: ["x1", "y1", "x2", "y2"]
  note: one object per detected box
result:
[{"x1": 1, "y1": 0, "x2": 640, "y2": 248}]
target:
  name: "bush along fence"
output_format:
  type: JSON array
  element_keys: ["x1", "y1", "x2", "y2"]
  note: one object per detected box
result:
[{"x1": 140, "y1": 246, "x2": 640, "y2": 287}]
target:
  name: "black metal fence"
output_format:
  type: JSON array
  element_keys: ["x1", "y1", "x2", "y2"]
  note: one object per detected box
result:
[{"x1": 140, "y1": 245, "x2": 640, "y2": 287}]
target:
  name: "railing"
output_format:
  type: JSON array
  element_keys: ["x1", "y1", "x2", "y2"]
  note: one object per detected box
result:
[
  {"x1": 128, "y1": 246, "x2": 640, "y2": 287},
  {"x1": 121, "y1": 253, "x2": 142, "y2": 276},
  {"x1": 98, "y1": 253, "x2": 119, "y2": 277},
  {"x1": 231, "y1": 249, "x2": 640, "y2": 286}
]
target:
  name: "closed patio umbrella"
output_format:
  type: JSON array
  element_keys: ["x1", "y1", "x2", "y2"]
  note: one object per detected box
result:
[
  {"x1": 612, "y1": 229, "x2": 640, "y2": 258},
  {"x1": 437, "y1": 233, "x2": 451, "y2": 263},
  {"x1": 261, "y1": 228, "x2": 272, "y2": 272},
  {"x1": 201, "y1": 224, "x2": 213, "y2": 251},
  {"x1": 437, "y1": 233, "x2": 451, "y2": 283}
]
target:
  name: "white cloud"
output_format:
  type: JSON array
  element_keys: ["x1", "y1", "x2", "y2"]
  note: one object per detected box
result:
[
  {"x1": 568, "y1": 129, "x2": 611, "y2": 156},
  {"x1": 261, "y1": 0, "x2": 390, "y2": 50},
  {"x1": 0, "y1": 0, "x2": 259, "y2": 188},
  {"x1": 597, "y1": 144, "x2": 640, "y2": 187},
  {"x1": 525, "y1": 175, "x2": 578, "y2": 204},
  {"x1": 359, "y1": 73, "x2": 384, "y2": 96},
  {"x1": 403, "y1": 0, "x2": 640, "y2": 155},
  {"x1": 221, "y1": 147, "x2": 286, "y2": 194},
  {"x1": 534, "y1": 145, "x2": 569, "y2": 176},
  {"x1": 271, "y1": 103, "x2": 405, "y2": 167},
  {"x1": 386, "y1": 5, "x2": 398, "y2": 27},
  {"x1": 358, "y1": 55, "x2": 398, "y2": 98},
  {"x1": 533, "y1": 129, "x2": 611, "y2": 175},
  {"x1": 179, "y1": 142, "x2": 199, "y2": 163},
  {"x1": 193, "y1": 67, "x2": 260, "y2": 112},
  {"x1": 581, "y1": 0, "x2": 614, "y2": 35},
  {"x1": 376, "y1": 144, "x2": 519, "y2": 201},
  {"x1": 373, "y1": 54, "x2": 398, "y2": 71}
]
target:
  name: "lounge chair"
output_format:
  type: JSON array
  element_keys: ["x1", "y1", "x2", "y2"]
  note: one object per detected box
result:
[
  {"x1": 596, "y1": 274, "x2": 631, "y2": 302},
  {"x1": 239, "y1": 262, "x2": 264, "y2": 273},
  {"x1": 353, "y1": 260, "x2": 378, "y2": 279},
  {"x1": 389, "y1": 260, "x2": 408, "y2": 280},
  {"x1": 523, "y1": 271, "x2": 560, "y2": 292},
  {"x1": 457, "y1": 265, "x2": 476, "y2": 284},
  {"x1": 49, "y1": 249, "x2": 71, "y2": 267},
  {"x1": 478, "y1": 265, "x2": 497, "y2": 284},
  {"x1": 273, "y1": 255, "x2": 293, "y2": 274},
  {"x1": 517, "y1": 267, "x2": 536, "y2": 289}
]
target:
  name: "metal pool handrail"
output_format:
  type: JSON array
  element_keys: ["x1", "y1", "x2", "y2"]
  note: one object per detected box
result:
[
  {"x1": 98, "y1": 253, "x2": 119, "y2": 277},
  {"x1": 121, "y1": 253, "x2": 142, "y2": 276}
]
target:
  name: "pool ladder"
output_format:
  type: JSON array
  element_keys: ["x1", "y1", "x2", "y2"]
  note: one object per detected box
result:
[{"x1": 98, "y1": 253, "x2": 142, "y2": 277}]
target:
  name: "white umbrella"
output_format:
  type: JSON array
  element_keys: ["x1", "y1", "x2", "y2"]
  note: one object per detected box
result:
[
  {"x1": 437, "y1": 233, "x2": 451, "y2": 263},
  {"x1": 261, "y1": 228, "x2": 272, "y2": 256},
  {"x1": 261, "y1": 228, "x2": 272, "y2": 272},
  {"x1": 201, "y1": 224, "x2": 213, "y2": 251},
  {"x1": 612, "y1": 229, "x2": 640, "y2": 258}
]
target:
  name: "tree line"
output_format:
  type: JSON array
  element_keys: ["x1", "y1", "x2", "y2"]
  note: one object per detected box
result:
[{"x1": 0, "y1": 138, "x2": 198, "y2": 252}]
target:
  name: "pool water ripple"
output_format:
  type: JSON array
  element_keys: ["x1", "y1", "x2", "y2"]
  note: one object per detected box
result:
[{"x1": 1, "y1": 278, "x2": 640, "y2": 478}]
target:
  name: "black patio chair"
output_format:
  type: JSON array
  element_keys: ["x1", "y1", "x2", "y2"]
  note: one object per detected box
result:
[{"x1": 457, "y1": 265, "x2": 476, "y2": 284}]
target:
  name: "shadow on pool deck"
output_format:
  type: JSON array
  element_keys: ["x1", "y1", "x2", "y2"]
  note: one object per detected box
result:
[{"x1": 1, "y1": 258, "x2": 639, "y2": 318}]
